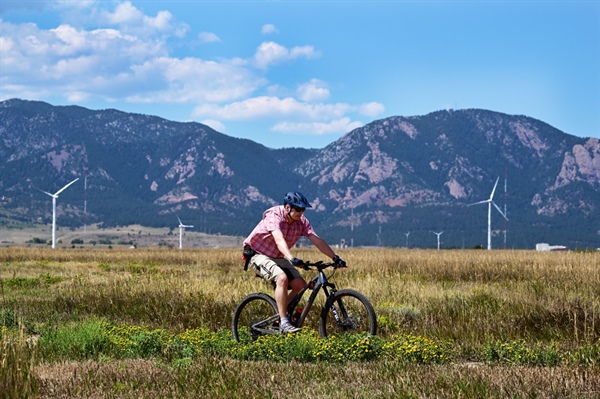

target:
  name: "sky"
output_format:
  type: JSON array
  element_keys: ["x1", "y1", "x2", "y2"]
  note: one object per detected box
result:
[{"x1": 1, "y1": 1, "x2": 598, "y2": 149}]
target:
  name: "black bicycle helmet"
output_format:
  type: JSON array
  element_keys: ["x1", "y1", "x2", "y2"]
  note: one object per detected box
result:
[{"x1": 283, "y1": 191, "x2": 312, "y2": 209}]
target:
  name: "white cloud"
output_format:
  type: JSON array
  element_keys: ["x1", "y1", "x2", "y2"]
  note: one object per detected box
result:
[
  {"x1": 272, "y1": 118, "x2": 363, "y2": 135},
  {"x1": 1, "y1": 21, "x2": 163, "y2": 76},
  {"x1": 0, "y1": 0, "x2": 384, "y2": 143},
  {"x1": 201, "y1": 119, "x2": 226, "y2": 132},
  {"x1": 192, "y1": 96, "x2": 383, "y2": 122},
  {"x1": 253, "y1": 41, "x2": 319, "y2": 69},
  {"x1": 94, "y1": 1, "x2": 187, "y2": 37},
  {"x1": 66, "y1": 91, "x2": 90, "y2": 102},
  {"x1": 297, "y1": 79, "x2": 330, "y2": 102},
  {"x1": 261, "y1": 24, "x2": 279, "y2": 35},
  {"x1": 358, "y1": 102, "x2": 385, "y2": 117},
  {"x1": 144, "y1": 10, "x2": 174, "y2": 32},
  {"x1": 192, "y1": 96, "x2": 351, "y2": 120},
  {"x1": 52, "y1": 24, "x2": 84, "y2": 46},
  {"x1": 0, "y1": 15, "x2": 258, "y2": 103},
  {"x1": 125, "y1": 57, "x2": 264, "y2": 103},
  {"x1": 198, "y1": 31, "x2": 220, "y2": 43},
  {"x1": 104, "y1": 1, "x2": 143, "y2": 25},
  {"x1": 192, "y1": 95, "x2": 382, "y2": 137}
]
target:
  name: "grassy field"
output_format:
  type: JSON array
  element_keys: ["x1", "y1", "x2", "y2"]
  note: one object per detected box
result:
[{"x1": 1, "y1": 247, "x2": 599, "y2": 398}]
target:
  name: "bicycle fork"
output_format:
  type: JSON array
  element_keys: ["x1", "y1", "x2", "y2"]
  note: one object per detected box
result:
[
  {"x1": 315, "y1": 272, "x2": 347, "y2": 326},
  {"x1": 315, "y1": 273, "x2": 350, "y2": 328}
]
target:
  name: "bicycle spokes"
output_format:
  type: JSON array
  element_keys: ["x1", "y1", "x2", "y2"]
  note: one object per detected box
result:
[
  {"x1": 331, "y1": 300, "x2": 359, "y2": 330},
  {"x1": 232, "y1": 293, "x2": 279, "y2": 343},
  {"x1": 250, "y1": 314, "x2": 280, "y2": 335},
  {"x1": 319, "y1": 289, "x2": 377, "y2": 337}
]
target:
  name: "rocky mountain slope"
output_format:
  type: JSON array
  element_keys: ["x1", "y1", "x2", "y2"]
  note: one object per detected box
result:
[{"x1": 1, "y1": 99, "x2": 598, "y2": 249}]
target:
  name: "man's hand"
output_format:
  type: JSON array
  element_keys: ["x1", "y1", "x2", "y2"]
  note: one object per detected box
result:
[
  {"x1": 332, "y1": 255, "x2": 346, "y2": 268},
  {"x1": 290, "y1": 257, "x2": 305, "y2": 267}
]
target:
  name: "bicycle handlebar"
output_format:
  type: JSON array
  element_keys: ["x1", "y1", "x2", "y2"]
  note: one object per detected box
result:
[{"x1": 300, "y1": 260, "x2": 347, "y2": 270}]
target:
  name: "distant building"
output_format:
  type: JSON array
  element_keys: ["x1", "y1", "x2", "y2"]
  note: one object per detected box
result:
[{"x1": 536, "y1": 243, "x2": 568, "y2": 251}]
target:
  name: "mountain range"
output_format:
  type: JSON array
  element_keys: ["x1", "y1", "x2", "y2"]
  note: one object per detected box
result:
[{"x1": 1, "y1": 98, "x2": 598, "y2": 249}]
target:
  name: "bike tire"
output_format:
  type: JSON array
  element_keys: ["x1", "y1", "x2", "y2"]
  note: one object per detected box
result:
[
  {"x1": 319, "y1": 289, "x2": 377, "y2": 338},
  {"x1": 231, "y1": 292, "x2": 278, "y2": 343}
]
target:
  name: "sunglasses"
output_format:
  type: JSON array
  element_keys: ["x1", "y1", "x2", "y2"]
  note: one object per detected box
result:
[{"x1": 291, "y1": 205, "x2": 306, "y2": 212}]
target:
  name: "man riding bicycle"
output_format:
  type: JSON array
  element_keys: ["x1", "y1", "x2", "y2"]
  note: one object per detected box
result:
[{"x1": 242, "y1": 191, "x2": 346, "y2": 334}]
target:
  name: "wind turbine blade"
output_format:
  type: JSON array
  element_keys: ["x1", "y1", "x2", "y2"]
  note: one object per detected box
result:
[
  {"x1": 32, "y1": 185, "x2": 54, "y2": 197},
  {"x1": 37, "y1": 188, "x2": 56, "y2": 197},
  {"x1": 177, "y1": 216, "x2": 183, "y2": 225},
  {"x1": 468, "y1": 199, "x2": 490, "y2": 206},
  {"x1": 489, "y1": 177, "x2": 500, "y2": 200},
  {"x1": 492, "y1": 201, "x2": 508, "y2": 221},
  {"x1": 54, "y1": 178, "x2": 79, "y2": 196}
]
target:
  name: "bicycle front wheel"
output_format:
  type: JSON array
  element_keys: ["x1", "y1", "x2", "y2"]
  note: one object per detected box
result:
[
  {"x1": 231, "y1": 292, "x2": 278, "y2": 343},
  {"x1": 319, "y1": 289, "x2": 377, "y2": 338}
]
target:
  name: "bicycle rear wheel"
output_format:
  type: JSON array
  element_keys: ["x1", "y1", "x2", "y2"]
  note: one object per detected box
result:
[
  {"x1": 231, "y1": 292, "x2": 278, "y2": 343},
  {"x1": 319, "y1": 289, "x2": 377, "y2": 338}
]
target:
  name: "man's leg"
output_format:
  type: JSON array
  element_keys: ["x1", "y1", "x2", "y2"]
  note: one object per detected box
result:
[
  {"x1": 274, "y1": 273, "x2": 290, "y2": 320},
  {"x1": 288, "y1": 277, "x2": 305, "y2": 302},
  {"x1": 251, "y1": 255, "x2": 301, "y2": 333}
]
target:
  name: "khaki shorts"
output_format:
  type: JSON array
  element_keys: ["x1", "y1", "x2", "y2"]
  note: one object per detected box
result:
[{"x1": 250, "y1": 254, "x2": 302, "y2": 283}]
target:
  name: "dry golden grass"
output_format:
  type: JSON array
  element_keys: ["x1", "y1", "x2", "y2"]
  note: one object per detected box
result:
[
  {"x1": 1, "y1": 246, "x2": 599, "y2": 398},
  {"x1": 33, "y1": 357, "x2": 600, "y2": 399}
]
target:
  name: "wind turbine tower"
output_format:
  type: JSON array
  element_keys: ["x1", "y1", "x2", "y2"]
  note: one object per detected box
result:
[
  {"x1": 351, "y1": 207, "x2": 354, "y2": 248},
  {"x1": 83, "y1": 167, "x2": 88, "y2": 235},
  {"x1": 39, "y1": 178, "x2": 79, "y2": 249},
  {"x1": 404, "y1": 231, "x2": 410, "y2": 248},
  {"x1": 177, "y1": 217, "x2": 193, "y2": 249},
  {"x1": 504, "y1": 169, "x2": 508, "y2": 249},
  {"x1": 468, "y1": 177, "x2": 508, "y2": 250},
  {"x1": 431, "y1": 231, "x2": 443, "y2": 250}
]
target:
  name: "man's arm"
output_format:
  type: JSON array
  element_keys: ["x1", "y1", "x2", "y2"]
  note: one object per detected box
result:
[
  {"x1": 307, "y1": 233, "x2": 336, "y2": 260},
  {"x1": 272, "y1": 229, "x2": 295, "y2": 261}
]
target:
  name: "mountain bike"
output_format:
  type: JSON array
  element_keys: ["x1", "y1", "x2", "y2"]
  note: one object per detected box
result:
[{"x1": 231, "y1": 260, "x2": 377, "y2": 343}]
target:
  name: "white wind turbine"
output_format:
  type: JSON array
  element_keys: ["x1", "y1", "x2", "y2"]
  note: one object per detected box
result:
[
  {"x1": 38, "y1": 178, "x2": 79, "y2": 249},
  {"x1": 431, "y1": 231, "x2": 443, "y2": 250},
  {"x1": 468, "y1": 177, "x2": 508, "y2": 250},
  {"x1": 177, "y1": 216, "x2": 193, "y2": 249}
]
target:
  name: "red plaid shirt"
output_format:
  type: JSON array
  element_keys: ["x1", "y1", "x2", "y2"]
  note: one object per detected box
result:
[{"x1": 243, "y1": 205, "x2": 315, "y2": 258}]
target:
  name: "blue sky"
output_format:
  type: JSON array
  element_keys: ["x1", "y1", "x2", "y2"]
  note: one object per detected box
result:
[{"x1": 1, "y1": 1, "x2": 598, "y2": 149}]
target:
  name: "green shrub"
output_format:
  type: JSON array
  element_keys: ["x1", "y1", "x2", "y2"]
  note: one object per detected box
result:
[
  {"x1": 1, "y1": 273, "x2": 65, "y2": 290},
  {"x1": 231, "y1": 330, "x2": 320, "y2": 362},
  {"x1": 483, "y1": 339, "x2": 563, "y2": 366},
  {"x1": 0, "y1": 308, "x2": 34, "y2": 334},
  {"x1": 106, "y1": 324, "x2": 169, "y2": 358},
  {"x1": 313, "y1": 332, "x2": 384, "y2": 362},
  {"x1": 381, "y1": 333, "x2": 455, "y2": 364},
  {"x1": 38, "y1": 319, "x2": 112, "y2": 361},
  {"x1": 569, "y1": 342, "x2": 600, "y2": 366},
  {"x1": 230, "y1": 330, "x2": 385, "y2": 363},
  {"x1": 0, "y1": 307, "x2": 18, "y2": 329}
]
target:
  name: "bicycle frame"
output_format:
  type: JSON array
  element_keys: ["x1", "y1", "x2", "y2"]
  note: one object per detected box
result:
[{"x1": 286, "y1": 262, "x2": 338, "y2": 328}]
